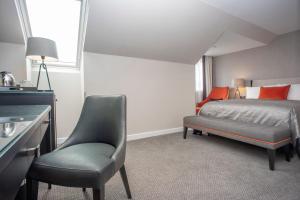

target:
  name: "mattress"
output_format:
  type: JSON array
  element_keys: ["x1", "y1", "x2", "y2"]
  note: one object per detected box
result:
[{"x1": 198, "y1": 99, "x2": 300, "y2": 142}]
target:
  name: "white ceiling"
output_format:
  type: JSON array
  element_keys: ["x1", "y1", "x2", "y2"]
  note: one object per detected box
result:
[
  {"x1": 85, "y1": 0, "x2": 276, "y2": 64},
  {"x1": 0, "y1": 0, "x2": 24, "y2": 44},
  {"x1": 205, "y1": 31, "x2": 265, "y2": 56},
  {"x1": 200, "y1": 0, "x2": 300, "y2": 35},
  {"x1": 0, "y1": 0, "x2": 298, "y2": 63}
]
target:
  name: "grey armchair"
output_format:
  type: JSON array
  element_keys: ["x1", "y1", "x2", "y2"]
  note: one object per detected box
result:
[{"x1": 26, "y1": 95, "x2": 132, "y2": 200}]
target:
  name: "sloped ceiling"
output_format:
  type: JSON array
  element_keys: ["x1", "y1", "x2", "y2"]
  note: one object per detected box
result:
[
  {"x1": 0, "y1": 0, "x2": 24, "y2": 44},
  {"x1": 200, "y1": 0, "x2": 300, "y2": 35},
  {"x1": 1, "y1": 0, "x2": 298, "y2": 63},
  {"x1": 205, "y1": 32, "x2": 265, "y2": 56},
  {"x1": 84, "y1": 0, "x2": 276, "y2": 64}
]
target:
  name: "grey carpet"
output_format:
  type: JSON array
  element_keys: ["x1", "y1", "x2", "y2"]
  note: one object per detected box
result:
[{"x1": 39, "y1": 132, "x2": 300, "y2": 200}]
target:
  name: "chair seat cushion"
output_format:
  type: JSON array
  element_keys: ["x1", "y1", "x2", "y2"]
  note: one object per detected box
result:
[{"x1": 28, "y1": 143, "x2": 116, "y2": 188}]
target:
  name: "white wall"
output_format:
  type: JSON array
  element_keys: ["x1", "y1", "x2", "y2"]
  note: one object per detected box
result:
[
  {"x1": 32, "y1": 69, "x2": 83, "y2": 138},
  {"x1": 0, "y1": 42, "x2": 27, "y2": 81},
  {"x1": 84, "y1": 52, "x2": 195, "y2": 135}
]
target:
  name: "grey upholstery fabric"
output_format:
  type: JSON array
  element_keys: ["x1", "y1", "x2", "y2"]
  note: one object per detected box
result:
[
  {"x1": 28, "y1": 95, "x2": 127, "y2": 188},
  {"x1": 199, "y1": 99, "x2": 300, "y2": 142},
  {"x1": 184, "y1": 115, "x2": 291, "y2": 149},
  {"x1": 29, "y1": 143, "x2": 116, "y2": 188}
]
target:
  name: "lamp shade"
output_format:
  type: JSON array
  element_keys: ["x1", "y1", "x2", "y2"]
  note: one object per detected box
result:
[
  {"x1": 232, "y1": 78, "x2": 245, "y2": 88},
  {"x1": 26, "y1": 37, "x2": 58, "y2": 61}
]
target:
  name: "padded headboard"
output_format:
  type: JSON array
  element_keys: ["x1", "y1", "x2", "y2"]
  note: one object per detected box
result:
[{"x1": 251, "y1": 77, "x2": 300, "y2": 87}]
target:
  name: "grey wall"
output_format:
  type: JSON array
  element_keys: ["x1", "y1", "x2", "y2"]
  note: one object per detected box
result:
[
  {"x1": 213, "y1": 30, "x2": 300, "y2": 86},
  {"x1": 0, "y1": 42, "x2": 27, "y2": 81}
]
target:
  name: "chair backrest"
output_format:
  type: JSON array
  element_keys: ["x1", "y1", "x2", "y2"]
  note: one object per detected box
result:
[{"x1": 60, "y1": 95, "x2": 126, "y2": 149}]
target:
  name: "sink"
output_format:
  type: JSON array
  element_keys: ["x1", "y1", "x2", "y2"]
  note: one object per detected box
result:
[
  {"x1": 0, "y1": 123, "x2": 16, "y2": 138},
  {"x1": 0, "y1": 116, "x2": 37, "y2": 138}
]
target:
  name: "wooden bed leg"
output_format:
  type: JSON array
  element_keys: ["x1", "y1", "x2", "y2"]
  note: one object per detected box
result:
[
  {"x1": 284, "y1": 145, "x2": 291, "y2": 162},
  {"x1": 193, "y1": 129, "x2": 203, "y2": 136},
  {"x1": 289, "y1": 143, "x2": 294, "y2": 158},
  {"x1": 183, "y1": 127, "x2": 188, "y2": 139},
  {"x1": 198, "y1": 130, "x2": 202, "y2": 136},
  {"x1": 267, "y1": 149, "x2": 276, "y2": 171},
  {"x1": 296, "y1": 138, "x2": 300, "y2": 159}
]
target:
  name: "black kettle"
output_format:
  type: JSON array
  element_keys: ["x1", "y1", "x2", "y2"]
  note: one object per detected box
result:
[{"x1": 0, "y1": 71, "x2": 15, "y2": 87}]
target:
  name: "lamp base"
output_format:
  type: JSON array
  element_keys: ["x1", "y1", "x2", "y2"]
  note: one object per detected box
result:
[
  {"x1": 37, "y1": 59, "x2": 52, "y2": 90},
  {"x1": 234, "y1": 88, "x2": 241, "y2": 99}
]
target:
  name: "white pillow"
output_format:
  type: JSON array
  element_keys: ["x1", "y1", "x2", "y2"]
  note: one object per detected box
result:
[
  {"x1": 288, "y1": 84, "x2": 300, "y2": 100},
  {"x1": 265, "y1": 84, "x2": 288, "y2": 87},
  {"x1": 246, "y1": 87, "x2": 260, "y2": 99}
]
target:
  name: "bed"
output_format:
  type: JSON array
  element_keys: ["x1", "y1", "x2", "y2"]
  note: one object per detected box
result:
[{"x1": 183, "y1": 77, "x2": 300, "y2": 170}]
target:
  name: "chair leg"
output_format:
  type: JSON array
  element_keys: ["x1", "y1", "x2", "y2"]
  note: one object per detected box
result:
[
  {"x1": 26, "y1": 178, "x2": 39, "y2": 200},
  {"x1": 183, "y1": 127, "x2": 188, "y2": 139},
  {"x1": 48, "y1": 183, "x2": 52, "y2": 189},
  {"x1": 267, "y1": 149, "x2": 276, "y2": 171},
  {"x1": 93, "y1": 185, "x2": 104, "y2": 200},
  {"x1": 284, "y1": 144, "x2": 291, "y2": 162},
  {"x1": 120, "y1": 165, "x2": 132, "y2": 199}
]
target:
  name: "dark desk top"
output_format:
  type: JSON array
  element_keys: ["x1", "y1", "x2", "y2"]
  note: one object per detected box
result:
[
  {"x1": 0, "y1": 105, "x2": 51, "y2": 157},
  {"x1": 0, "y1": 90, "x2": 54, "y2": 95}
]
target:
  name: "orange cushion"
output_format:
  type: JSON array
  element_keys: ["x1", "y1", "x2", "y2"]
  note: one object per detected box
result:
[
  {"x1": 208, "y1": 87, "x2": 229, "y2": 100},
  {"x1": 259, "y1": 85, "x2": 290, "y2": 100}
]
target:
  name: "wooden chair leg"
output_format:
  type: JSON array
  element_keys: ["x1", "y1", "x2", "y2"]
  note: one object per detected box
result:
[
  {"x1": 120, "y1": 165, "x2": 132, "y2": 199},
  {"x1": 284, "y1": 144, "x2": 291, "y2": 162},
  {"x1": 267, "y1": 149, "x2": 276, "y2": 171},
  {"x1": 26, "y1": 178, "x2": 39, "y2": 200},
  {"x1": 183, "y1": 127, "x2": 188, "y2": 139},
  {"x1": 93, "y1": 185, "x2": 104, "y2": 200},
  {"x1": 48, "y1": 183, "x2": 52, "y2": 189}
]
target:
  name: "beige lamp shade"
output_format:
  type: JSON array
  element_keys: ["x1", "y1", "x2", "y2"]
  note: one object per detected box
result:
[
  {"x1": 26, "y1": 37, "x2": 58, "y2": 61},
  {"x1": 232, "y1": 78, "x2": 245, "y2": 88}
]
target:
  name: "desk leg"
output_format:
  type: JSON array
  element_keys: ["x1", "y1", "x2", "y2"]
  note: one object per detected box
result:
[{"x1": 26, "y1": 179, "x2": 39, "y2": 200}]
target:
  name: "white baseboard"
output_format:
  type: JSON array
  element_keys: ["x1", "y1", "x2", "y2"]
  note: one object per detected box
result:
[
  {"x1": 57, "y1": 127, "x2": 183, "y2": 145},
  {"x1": 57, "y1": 137, "x2": 68, "y2": 145},
  {"x1": 127, "y1": 127, "x2": 183, "y2": 141}
]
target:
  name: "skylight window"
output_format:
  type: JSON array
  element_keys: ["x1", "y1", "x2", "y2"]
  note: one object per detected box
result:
[{"x1": 25, "y1": 0, "x2": 81, "y2": 65}]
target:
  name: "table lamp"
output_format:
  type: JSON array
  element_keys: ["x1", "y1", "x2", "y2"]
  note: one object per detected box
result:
[
  {"x1": 26, "y1": 37, "x2": 58, "y2": 90},
  {"x1": 232, "y1": 78, "x2": 245, "y2": 98}
]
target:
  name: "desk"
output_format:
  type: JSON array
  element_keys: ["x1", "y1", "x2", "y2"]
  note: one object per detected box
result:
[
  {"x1": 0, "y1": 105, "x2": 51, "y2": 200},
  {"x1": 0, "y1": 90, "x2": 56, "y2": 153}
]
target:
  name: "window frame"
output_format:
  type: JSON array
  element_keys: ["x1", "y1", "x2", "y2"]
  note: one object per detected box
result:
[{"x1": 15, "y1": 0, "x2": 89, "y2": 69}]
